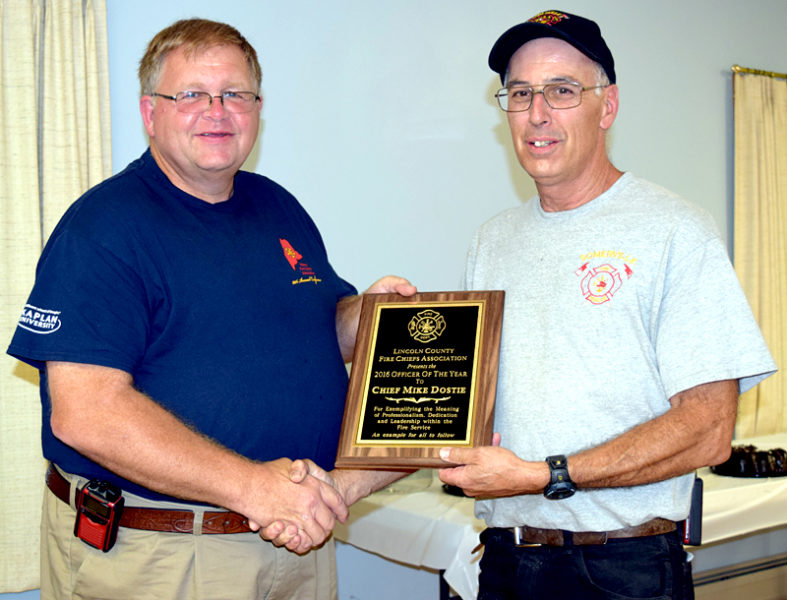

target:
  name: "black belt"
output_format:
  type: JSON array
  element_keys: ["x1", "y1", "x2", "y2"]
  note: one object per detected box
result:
[
  {"x1": 500, "y1": 517, "x2": 677, "y2": 547},
  {"x1": 46, "y1": 463, "x2": 252, "y2": 534}
]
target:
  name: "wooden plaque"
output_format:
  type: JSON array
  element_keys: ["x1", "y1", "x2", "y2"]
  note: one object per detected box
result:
[{"x1": 335, "y1": 291, "x2": 504, "y2": 468}]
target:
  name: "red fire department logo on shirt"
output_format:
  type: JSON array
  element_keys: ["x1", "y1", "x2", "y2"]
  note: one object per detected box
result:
[
  {"x1": 280, "y1": 239, "x2": 303, "y2": 269},
  {"x1": 280, "y1": 238, "x2": 322, "y2": 285},
  {"x1": 576, "y1": 263, "x2": 622, "y2": 305}
]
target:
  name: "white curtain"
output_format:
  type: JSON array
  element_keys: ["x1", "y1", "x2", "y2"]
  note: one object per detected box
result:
[
  {"x1": 0, "y1": 0, "x2": 111, "y2": 591},
  {"x1": 733, "y1": 69, "x2": 787, "y2": 437}
]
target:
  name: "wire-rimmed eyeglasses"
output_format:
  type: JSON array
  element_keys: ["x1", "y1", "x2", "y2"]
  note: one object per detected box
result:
[
  {"x1": 494, "y1": 82, "x2": 608, "y2": 112},
  {"x1": 152, "y1": 91, "x2": 261, "y2": 114}
]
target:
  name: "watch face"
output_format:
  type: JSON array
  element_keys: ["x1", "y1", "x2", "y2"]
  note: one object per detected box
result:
[{"x1": 545, "y1": 483, "x2": 576, "y2": 500}]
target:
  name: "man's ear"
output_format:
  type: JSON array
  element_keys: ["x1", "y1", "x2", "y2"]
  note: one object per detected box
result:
[
  {"x1": 599, "y1": 84, "x2": 619, "y2": 131},
  {"x1": 140, "y1": 96, "x2": 155, "y2": 137}
]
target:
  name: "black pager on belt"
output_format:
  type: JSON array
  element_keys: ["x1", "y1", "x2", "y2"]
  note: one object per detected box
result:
[
  {"x1": 74, "y1": 479, "x2": 124, "y2": 552},
  {"x1": 681, "y1": 477, "x2": 703, "y2": 546}
]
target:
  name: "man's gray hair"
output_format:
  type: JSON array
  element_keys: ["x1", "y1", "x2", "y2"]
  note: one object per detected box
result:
[{"x1": 503, "y1": 60, "x2": 611, "y2": 90}]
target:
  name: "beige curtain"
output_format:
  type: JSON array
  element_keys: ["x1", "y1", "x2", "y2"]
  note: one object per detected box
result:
[
  {"x1": 733, "y1": 69, "x2": 787, "y2": 437},
  {"x1": 0, "y1": 0, "x2": 111, "y2": 591}
]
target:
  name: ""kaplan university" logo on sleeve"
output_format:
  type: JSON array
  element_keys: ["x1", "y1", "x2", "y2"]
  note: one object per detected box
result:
[{"x1": 18, "y1": 304, "x2": 62, "y2": 334}]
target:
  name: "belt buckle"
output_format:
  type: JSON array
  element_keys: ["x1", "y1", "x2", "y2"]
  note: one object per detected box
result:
[{"x1": 512, "y1": 526, "x2": 543, "y2": 547}]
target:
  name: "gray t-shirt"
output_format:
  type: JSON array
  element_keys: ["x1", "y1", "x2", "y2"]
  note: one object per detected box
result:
[{"x1": 465, "y1": 173, "x2": 776, "y2": 531}]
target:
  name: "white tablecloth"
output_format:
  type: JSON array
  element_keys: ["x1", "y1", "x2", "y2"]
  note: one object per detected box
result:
[
  {"x1": 334, "y1": 476, "x2": 484, "y2": 600},
  {"x1": 700, "y1": 433, "x2": 787, "y2": 543},
  {"x1": 334, "y1": 433, "x2": 787, "y2": 600}
]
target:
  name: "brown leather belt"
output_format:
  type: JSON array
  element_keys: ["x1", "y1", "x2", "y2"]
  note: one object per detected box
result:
[
  {"x1": 505, "y1": 517, "x2": 676, "y2": 547},
  {"x1": 46, "y1": 463, "x2": 252, "y2": 534}
]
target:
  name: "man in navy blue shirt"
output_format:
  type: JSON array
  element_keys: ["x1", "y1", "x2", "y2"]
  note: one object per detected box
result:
[{"x1": 8, "y1": 18, "x2": 412, "y2": 600}]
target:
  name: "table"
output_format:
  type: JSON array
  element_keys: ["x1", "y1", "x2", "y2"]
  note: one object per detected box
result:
[
  {"x1": 700, "y1": 433, "x2": 787, "y2": 544},
  {"x1": 333, "y1": 433, "x2": 787, "y2": 600},
  {"x1": 334, "y1": 473, "x2": 483, "y2": 599}
]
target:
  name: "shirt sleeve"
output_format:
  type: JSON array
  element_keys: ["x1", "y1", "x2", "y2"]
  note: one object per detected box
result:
[
  {"x1": 8, "y1": 227, "x2": 150, "y2": 374},
  {"x1": 654, "y1": 234, "x2": 776, "y2": 397}
]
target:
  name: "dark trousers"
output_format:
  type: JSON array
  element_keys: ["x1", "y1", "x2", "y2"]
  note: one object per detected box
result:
[{"x1": 478, "y1": 527, "x2": 694, "y2": 600}]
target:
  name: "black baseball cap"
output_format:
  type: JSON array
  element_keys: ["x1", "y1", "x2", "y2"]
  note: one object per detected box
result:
[{"x1": 488, "y1": 10, "x2": 616, "y2": 85}]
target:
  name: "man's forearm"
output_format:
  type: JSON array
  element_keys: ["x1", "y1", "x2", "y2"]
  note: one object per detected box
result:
[
  {"x1": 569, "y1": 379, "x2": 737, "y2": 489},
  {"x1": 438, "y1": 380, "x2": 738, "y2": 498},
  {"x1": 332, "y1": 469, "x2": 412, "y2": 505},
  {"x1": 48, "y1": 362, "x2": 254, "y2": 508},
  {"x1": 46, "y1": 361, "x2": 347, "y2": 548},
  {"x1": 335, "y1": 294, "x2": 362, "y2": 362},
  {"x1": 335, "y1": 276, "x2": 418, "y2": 362}
]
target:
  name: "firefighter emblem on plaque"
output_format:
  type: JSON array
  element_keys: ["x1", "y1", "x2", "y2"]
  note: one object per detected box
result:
[{"x1": 407, "y1": 309, "x2": 447, "y2": 343}]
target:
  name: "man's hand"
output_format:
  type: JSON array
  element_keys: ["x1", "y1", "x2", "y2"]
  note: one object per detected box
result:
[
  {"x1": 437, "y1": 433, "x2": 548, "y2": 498},
  {"x1": 260, "y1": 459, "x2": 409, "y2": 551},
  {"x1": 336, "y1": 276, "x2": 417, "y2": 361},
  {"x1": 243, "y1": 458, "x2": 349, "y2": 554},
  {"x1": 362, "y1": 276, "x2": 417, "y2": 297},
  {"x1": 257, "y1": 460, "x2": 347, "y2": 552}
]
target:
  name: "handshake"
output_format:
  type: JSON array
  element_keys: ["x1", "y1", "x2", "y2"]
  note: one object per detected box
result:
[
  {"x1": 245, "y1": 433, "x2": 505, "y2": 554},
  {"x1": 245, "y1": 458, "x2": 407, "y2": 555}
]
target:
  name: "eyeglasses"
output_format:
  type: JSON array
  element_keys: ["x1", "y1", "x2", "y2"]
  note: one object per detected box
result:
[
  {"x1": 152, "y1": 91, "x2": 261, "y2": 114},
  {"x1": 494, "y1": 82, "x2": 608, "y2": 112}
]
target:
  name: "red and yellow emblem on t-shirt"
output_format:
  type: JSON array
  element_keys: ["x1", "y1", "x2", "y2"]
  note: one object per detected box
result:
[
  {"x1": 575, "y1": 253, "x2": 636, "y2": 305},
  {"x1": 280, "y1": 238, "x2": 322, "y2": 285}
]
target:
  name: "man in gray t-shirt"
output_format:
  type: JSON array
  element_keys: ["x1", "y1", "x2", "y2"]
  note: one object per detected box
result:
[{"x1": 438, "y1": 10, "x2": 775, "y2": 599}]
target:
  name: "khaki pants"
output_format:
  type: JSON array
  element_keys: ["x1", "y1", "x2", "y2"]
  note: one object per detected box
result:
[{"x1": 41, "y1": 468, "x2": 337, "y2": 600}]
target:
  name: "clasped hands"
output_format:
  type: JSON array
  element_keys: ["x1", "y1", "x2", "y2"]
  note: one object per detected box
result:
[
  {"x1": 251, "y1": 458, "x2": 350, "y2": 554},
  {"x1": 254, "y1": 433, "x2": 549, "y2": 554}
]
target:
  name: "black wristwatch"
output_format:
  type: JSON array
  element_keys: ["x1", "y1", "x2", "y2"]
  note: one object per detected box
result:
[{"x1": 543, "y1": 455, "x2": 576, "y2": 500}]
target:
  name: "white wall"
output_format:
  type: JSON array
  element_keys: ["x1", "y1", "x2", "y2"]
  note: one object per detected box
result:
[{"x1": 105, "y1": 0, "x2": 786, "y2": 292}]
